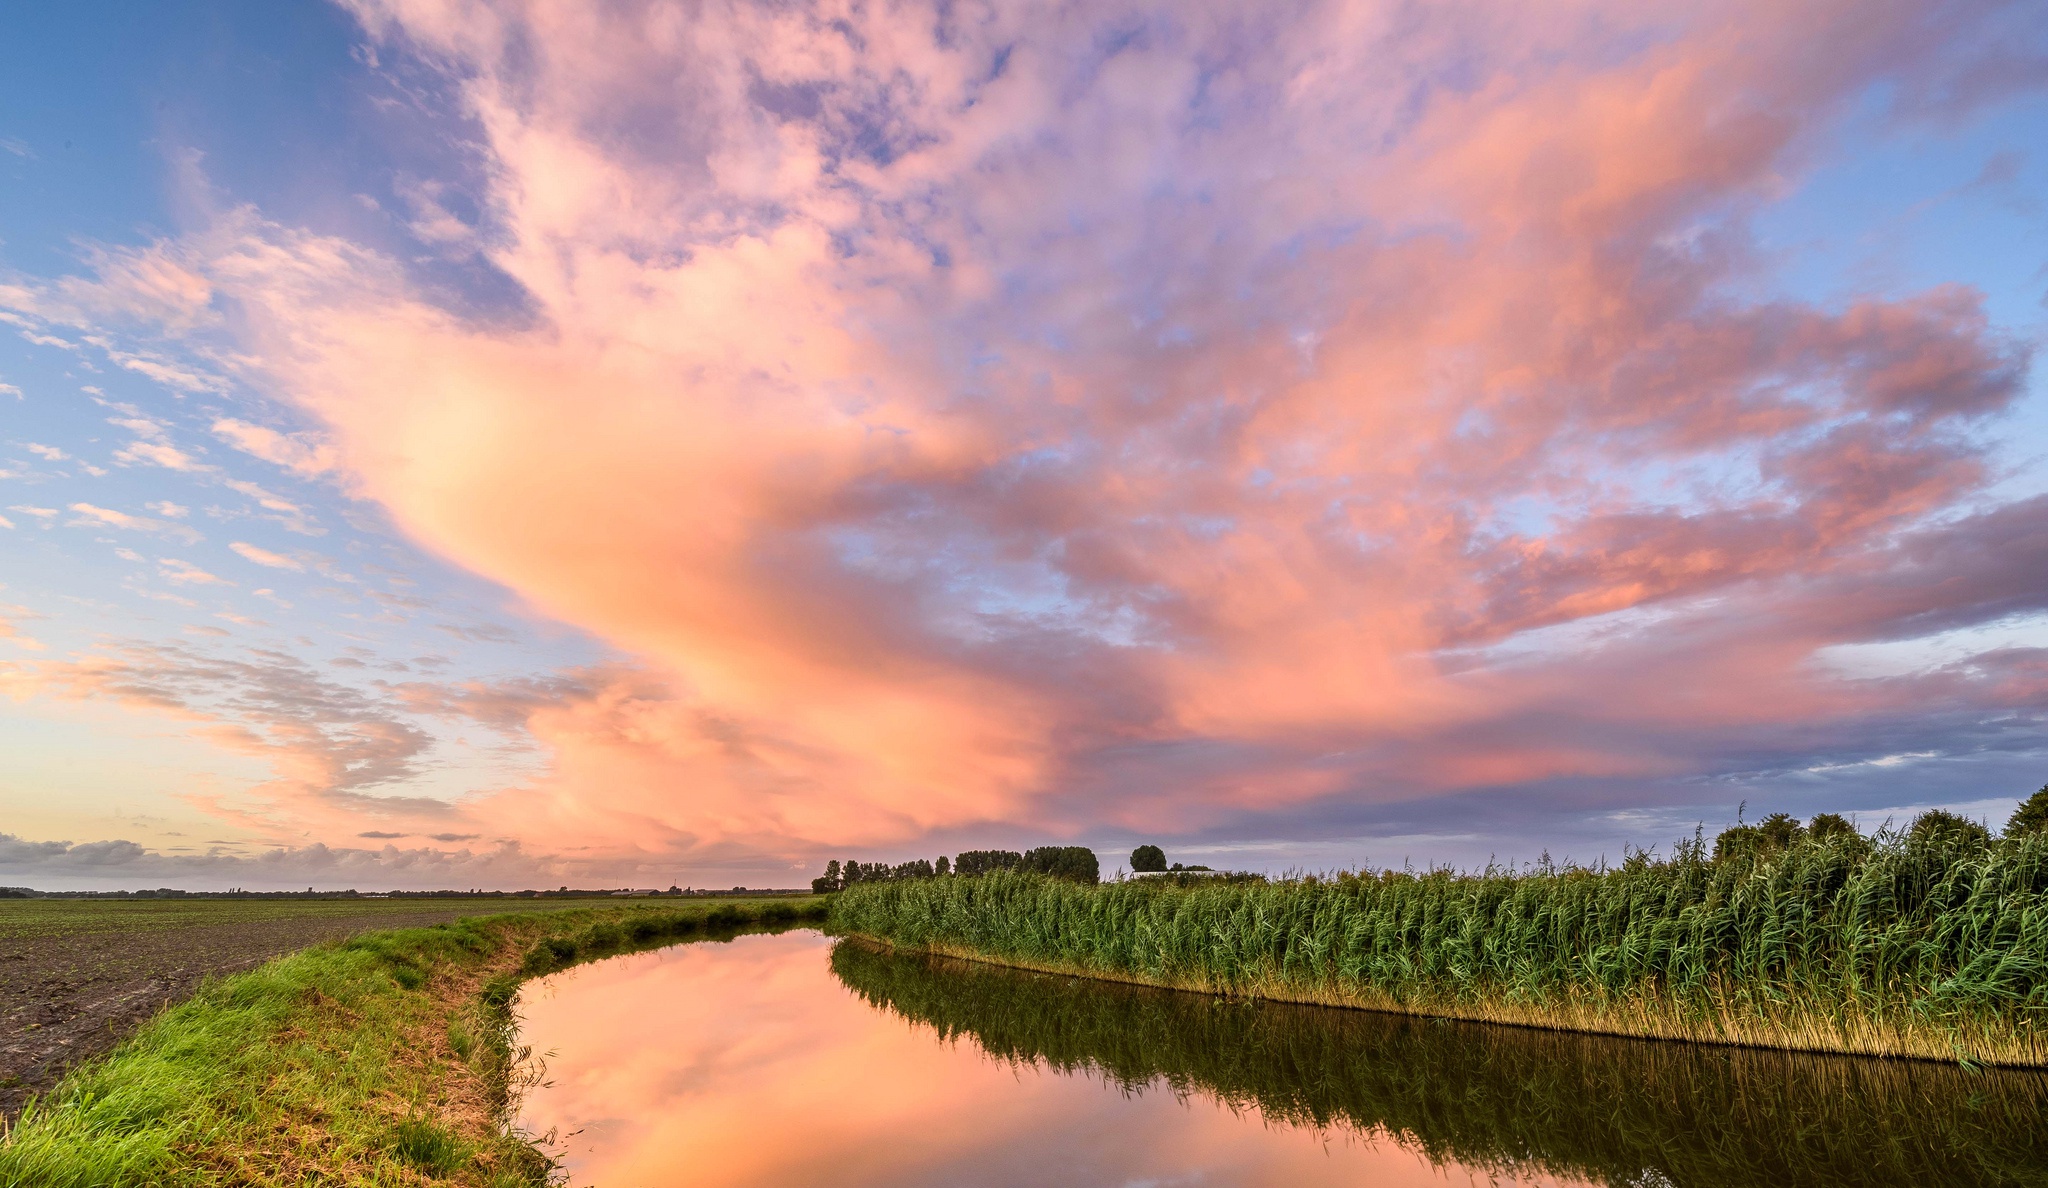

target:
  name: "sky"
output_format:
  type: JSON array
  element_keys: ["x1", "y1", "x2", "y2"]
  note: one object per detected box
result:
[{"x1": 0, "y1": 0, "x2": 2045, "y2": 890}]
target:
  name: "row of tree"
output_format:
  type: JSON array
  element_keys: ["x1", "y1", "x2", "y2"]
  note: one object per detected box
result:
[
  {"x1": 813, "y1": 846, "x2": 1101, "y2": 893},
  {"x1": 1712, "y1": 785, "x2": 2048, "y2": 861},
  {"x1": 810, "y1": 785, "x2": 2048, "y2": 895}
]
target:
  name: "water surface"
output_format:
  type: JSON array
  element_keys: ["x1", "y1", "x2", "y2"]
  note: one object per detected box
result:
[{"x1": 517, "y1": 931, "x2": 2048, "y2": 1187}]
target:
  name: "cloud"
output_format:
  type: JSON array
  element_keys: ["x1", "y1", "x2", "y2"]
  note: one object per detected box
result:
[
  {"x1": 24, "y1": 443, "x2": 66, "y2": 461},
  {"x1": 147, "y1": 501, "x2": 190, "y2": 518},
  {"x1": 158, "y1": 558, "x2": 233, "y2": 586},
  {"x1": 230, "y1": 541, "x2": 304, "y2": 570},
  {"x1": 0, "y1": 604, "x2": 45, "y2": 651},
  {"x1": 2, "y1": 0, "x2": 2043, "y2": 870},
  {"x1": 114, "y1": 440, "x2": 205, "y2": 471},
  {"x1": 210, "y1": 418, "x2": 339, "y2": 476},
  {"x1": 0, "y1": 642, "x2": 459, "y2": 843},
  {"x1": 67, "y1": 502, "x2": 202, "y2": 544},
  {"x1": 0, "y1": 832, "x2": 623, "y2": 891},
  {"x1": 222, "y1": 478, "x2": 321, "y2": 534}
]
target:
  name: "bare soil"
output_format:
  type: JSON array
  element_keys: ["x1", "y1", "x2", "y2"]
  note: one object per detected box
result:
[{"x1": 0, "y1": 904, "x2": 547, "y2": 1122}]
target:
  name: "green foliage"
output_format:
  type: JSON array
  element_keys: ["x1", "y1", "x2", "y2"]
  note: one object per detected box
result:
[
  {"x1": 954, "y1": 850, "x2": 1024, "y2": 876},
  {"x1": 1807, "y1": 812, "x2": 1857, "y2": 841},
  {"x1": 1129, "y1": 845, "x2": 1167, "y2": 873},
  {"x1": 1711, "y1": 824, "x2": 1761, "y2": 862},
  {"x1": 389, "y1": 1116, "x2": 466, "y2": 1174},
  {"x1": 832, "y1": 940, "x2": 2048, "y2": 1186},
  {"x1": 2008, "y1": 785, "x2": 2048, "y2": 838},
  {"x1": 1020, "y1": 846, "x2": 1100, "y2": 884},
  {"x1": 830, "y1": 826, "x2": 2048, "y2": 1063},
  {"x1": 1908, "y1": 809, "x2": 1992, "y2": 848},
  {"x1": 446, "y1": 1018, "x2": 475, "y2": 1061},
  {"x1": 835, "y1": 858, "x2": 940, "y2": 889},
  {"x1": 1755, "y1": 812, "x2": 1804, "y2": 849}
]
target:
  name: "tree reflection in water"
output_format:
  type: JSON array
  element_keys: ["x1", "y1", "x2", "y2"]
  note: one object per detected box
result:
[{"x1": 831, "y1": 939, "x2": 2048, "y2": 1187}]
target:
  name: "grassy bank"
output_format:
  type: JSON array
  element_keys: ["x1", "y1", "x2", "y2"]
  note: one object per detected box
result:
[
  {"x1": 830, "y1": 827, "x2": 2048, "y2": 1065},
  {"x1": 0, "y1": 897, "x2": 826, "y2": 1187},
  {"x1": 832, "y1": 939, "x2": 2048, "y2": 1185}
]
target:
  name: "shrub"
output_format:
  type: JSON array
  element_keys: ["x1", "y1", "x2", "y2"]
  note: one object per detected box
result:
[
  {"x1": 1807, "y1": 812, "x2": 1857, "y2": 840},
  {"x1": 2007, "y1": 785, "x2": 2048, "y2": 838},
  {"x1": 1907, "y1": 809, "x2": 1991, "y2": 848},
  {"x1": 1130, "y1": 845, "x2": 1167, "y2": 873}
]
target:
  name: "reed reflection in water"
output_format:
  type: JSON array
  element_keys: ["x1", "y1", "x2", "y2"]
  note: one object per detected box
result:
[
  {"x1": 514, "y1": 930, "x2": 1586, "y2": 1186},
  {"x1": 831, "y1": 939, "x2": 2048, "y2": 1187}
]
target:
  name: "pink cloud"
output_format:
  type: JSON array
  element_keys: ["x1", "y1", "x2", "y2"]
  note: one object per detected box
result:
[
  {"x1": 7, "y1": 0, "x2": 2042, "y2": 867},
  {"x1": 230, "y1": 541, "x2": 304, "y2": 571},
  {"x1": 0, "y1": 643, "x2": 464, "y2": 845}
]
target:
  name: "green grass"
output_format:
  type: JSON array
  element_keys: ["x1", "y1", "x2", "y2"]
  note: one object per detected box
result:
[
  {"x1": 0, "y1": 896, "x2": 827, "y2": 1187},
  {"x1": 830, "y1": 826, "x2": 2048, "y2": 1064},
  {"x1": 833, "y1": 939, "x2": 2048, "y2": 1186}
]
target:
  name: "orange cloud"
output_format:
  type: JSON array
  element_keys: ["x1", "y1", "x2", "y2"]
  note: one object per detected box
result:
[{"x1": 13, "y1": 0, "x2": 2042, "y2": 866}]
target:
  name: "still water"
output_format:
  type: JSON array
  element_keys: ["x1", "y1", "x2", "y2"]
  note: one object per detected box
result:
[{"x1": 516, "y1": 930, "x2": 2048, "y2": 1187}]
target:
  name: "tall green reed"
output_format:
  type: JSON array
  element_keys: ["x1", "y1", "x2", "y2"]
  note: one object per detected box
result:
[{"x1": 830, "y1": 827, "x2": 2048, "y2": 1063}]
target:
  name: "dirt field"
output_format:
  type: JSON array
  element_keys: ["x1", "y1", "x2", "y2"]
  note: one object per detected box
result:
[{"x1": 0, "y1": 897, "x2": 608, "y2": 1122}]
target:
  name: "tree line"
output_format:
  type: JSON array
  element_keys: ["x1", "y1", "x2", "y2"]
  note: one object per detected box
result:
[
  {"x1": 1710, "y1": 784, "x2": 2048, "y2": 863},
  {"x1": 813, "y1": 846, "x2": 1100, "y2": 893},
  {"x1": 810, "y1": 784, "x2": 2048, "y2": 896}
]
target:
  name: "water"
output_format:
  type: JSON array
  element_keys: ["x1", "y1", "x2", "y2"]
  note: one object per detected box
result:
[{"x1": 517, "y1": 930, "x2": 2048, "y2": 1187}]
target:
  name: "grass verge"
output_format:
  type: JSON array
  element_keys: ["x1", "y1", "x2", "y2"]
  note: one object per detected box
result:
[
  {"x1": 0, "y1": 897, "x2": 827, "y2": 1187},
  {"x1": 831, "y1": 828, "x2": 2048, "y2": 1065}
]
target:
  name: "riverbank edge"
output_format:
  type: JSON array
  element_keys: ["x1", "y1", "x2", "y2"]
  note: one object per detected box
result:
[
  {"x1": 836, "y1": 932, "x2": 2046, "y2": 1067},
  {"x1": 0, "y1": 897, "x2": 828, "y2": 1188}
]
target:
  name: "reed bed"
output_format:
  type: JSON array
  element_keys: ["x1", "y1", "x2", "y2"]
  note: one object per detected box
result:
[{"x1": 830, "y1": 828, "x2": 2048, "y2": 1064}]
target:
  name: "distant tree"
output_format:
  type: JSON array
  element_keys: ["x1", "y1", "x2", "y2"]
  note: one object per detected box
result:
[
  {"x1": 1907, "y1": 809, "x2": 1992, "y2": 849},
  {"x1": 842, "y1": 860, "x2": 865, "y2": 887},
  {"x1": 1756, "y1": 813, "x2": 1805, "y2": 850},
  {"x1": 955, "y1": 850, "x2": 1024, "y2": 876},
  {"x1": 935, "y1": 856, "x2": 951, "y2": 876},
  {"x1": 812, "y1": 860, "x2": 843, "y2": 895},
  {"x1": 1130, "y1": 845, "x2": 1167, "y2": 873},
  {"x1": 1022, "y1": 845, "x2": 1100, "y2": 884},
  {"x1": 1807, "y1": 813, "x2": 1857, "y2": 841},
  {"x1": 2006, "y1": 785, "x2": 2048, "y2": 838},
  {"x1": 1712, "y1": 825, "x2": 1761, "y2": 863}
]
